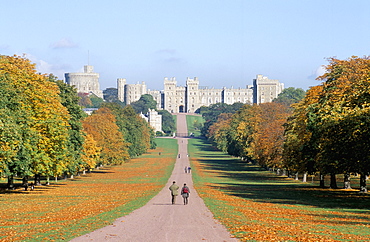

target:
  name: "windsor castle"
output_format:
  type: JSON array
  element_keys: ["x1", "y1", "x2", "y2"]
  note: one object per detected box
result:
[{"x1": 65, "y1": 65, "x2": 284, "y2": 113}]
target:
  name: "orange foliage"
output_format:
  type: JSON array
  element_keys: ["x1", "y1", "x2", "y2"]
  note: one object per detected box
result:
[
  {"x1": 82, "y1": 107, "x2": 129, "y2": 165},
  {"x1": 252, "y1": 102, "x2": 291, "y2": 168}
]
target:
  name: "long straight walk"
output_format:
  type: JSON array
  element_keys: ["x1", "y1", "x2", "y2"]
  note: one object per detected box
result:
[{"x1": 70, "y1": 113, "x2": 237, "y2": 242}]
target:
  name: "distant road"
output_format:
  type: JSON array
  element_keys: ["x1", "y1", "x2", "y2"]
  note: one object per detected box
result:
[{"x1": 70, "y1": 113, "x2": 237, "y2": 242}]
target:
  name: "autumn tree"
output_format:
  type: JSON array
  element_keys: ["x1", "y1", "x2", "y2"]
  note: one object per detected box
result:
[
  {"x1": 80, "y1": 133, "x2": 101, "y2": 172},
  {"x1": 207, "y1": 113, "x2": 233, "y2": 152},
  {"x1": 0, "y1": 55, "x2": 73, "y2": 186},
  {"x1": 249, "y1": 103, "x2": 291, "y2": 169},
  {"x1": 77, "y1": 93, "x2": 103, "y2": 108},
  {"x1": 200, "y1": 102, "x2": 244, "y2": 137},
  {"x1": 283, "y1": 86, "x2": 323, "y2": 183},
  {"x1": 82, "y1": 107, "x2": 129, "y2": 165},
  {"x1": 49, "y1": 76, "x2": 87, "y2": 176},
  {"x1": 101, "y1": 102, "x2": 156, "y2": 157},
  {"x1": 308, "y1": 57, "x2": 370, "y2": 191}
]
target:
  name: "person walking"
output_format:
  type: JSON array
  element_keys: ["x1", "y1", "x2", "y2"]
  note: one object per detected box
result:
[
  {"x1": 169, "y1": 181, "x2": 179, "y2": 204},
  {"x1": 184, "y1": 166, "x2": 187, "y2": 173},
  {"x1": 187, "y1": 166, "x2": 191, "y2": 173},
  {"x1": 181, "y1": 183, "x2": 190, "y2": 205}
]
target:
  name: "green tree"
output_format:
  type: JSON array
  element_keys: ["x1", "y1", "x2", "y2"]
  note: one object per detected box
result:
[
  {"x1": 158, "y1": 110, "x2": 176, "y2": 135},
  {"x1": 130, "y1": 94, "x2": 157, "y2": 114},
  {"x1": 0, "y1": 55, "x2": 72, "y2": 186},
  {"x1": 49, "y1": 76, "x2": 87, "y2": 176},
  {"x1": 103, "y1": 88, "x2": 119, "y2": 103},
  {"x1": 309, "y1": 57, "x2": 370, "y2": 191},
  {"x1": 200, "y1": 102, "x2": 244, "y2": 137},
  {"x1": 102, "y1": 103, "x2": 155, "y2": 157},
  {"x1": 89, "y1": 94, "x2": 104, "y2": 108},
  {"x1": 273, "y1": 87, "x2": 306, "y2": 107}
]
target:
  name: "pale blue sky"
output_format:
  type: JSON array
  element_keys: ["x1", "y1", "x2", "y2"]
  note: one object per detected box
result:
[{"x1": 1, "y1": 0, "x2": 369, "y2": 91}]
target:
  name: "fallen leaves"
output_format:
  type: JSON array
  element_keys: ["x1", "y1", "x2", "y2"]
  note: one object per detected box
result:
[
  {"x1": 0, "y1": 145, "x2": 175, "y2": 241},
  {"x1": 192, "y1": 158, "x2": 370, "y2": 241}
]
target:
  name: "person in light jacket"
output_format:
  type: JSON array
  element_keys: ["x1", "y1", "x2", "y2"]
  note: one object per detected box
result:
[{"x1": 169, "y1": 181, "x2": 179, "y2": 204}]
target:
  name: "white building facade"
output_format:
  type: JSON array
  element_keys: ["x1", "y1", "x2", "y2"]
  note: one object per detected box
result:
[{"x1": 117, "y1": 75, "x2": 283, "y2": 113}]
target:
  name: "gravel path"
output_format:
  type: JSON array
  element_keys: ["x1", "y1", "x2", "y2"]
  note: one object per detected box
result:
[{"x1": 70, "y1": 113, "x2": 237, "y2": 242}]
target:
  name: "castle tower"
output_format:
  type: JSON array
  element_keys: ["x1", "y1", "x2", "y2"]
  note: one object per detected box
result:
[
  {"x1": 124, "y1": 82, "x2": 147, "y2": 105},
  {"x1": 253, "y1": 74, "x2": 284, "y2": 104},
  {"x1": 65, "y1": 65, "x2": 103, "y2": 98},
  {"x1": 117, "y1": 78, "x2": 126, "y2": 102},
  {"x1": 163, "y1": 77, "x2": 177, "y2": 113},
  {"x1": 186, "y1": 77, "x2": 200, "y2": 113}
]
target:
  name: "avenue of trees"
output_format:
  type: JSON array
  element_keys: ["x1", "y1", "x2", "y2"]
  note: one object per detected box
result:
[
  {"x1": 204, "y1": 56, "x2": 370, "y2": 192},
  {"x1": 0, "y1": 55, "x2": 155, "y2": 188}
]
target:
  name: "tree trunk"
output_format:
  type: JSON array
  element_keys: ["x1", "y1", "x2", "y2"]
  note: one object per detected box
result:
[
  {"x1": 7, "y1": 175, "x2": 14, "y2": 189},
  {"x1": 359, "y1": 173, "x2": 368, "y2": 193},
  {"x1": 343, "y1": 173, "x2": 351, "y2": 189},
  {"x1": 286, "y1": 170, "x2": 290, "y2": 178},
  {"x1": 320, "y1": 173, "x2": 325, "y2": 188},
  {"x1": 34, "y1": 174, "x2": 41, "y2": 186},
  {"x1": 330, "y1": 173, "x2": 338, "y2": 189},
  {"x1": 295, "y1": 172, "x2": 299, "y2": 180},
  {"x1": 55, "y1": 176, "x2": 58, "y2": 182},
  {"x1": 282, "y1": 169, "x2": 286, "y2": 176},
  {"x1": 302, "y1": 172, "x2": 307, "y2": 182},
  {"x1": 22, "y1": 176, "x2": 29, "y2": 187},
  {"x1": 46, "y1": 176, "x2": 50, "y2": 186}
]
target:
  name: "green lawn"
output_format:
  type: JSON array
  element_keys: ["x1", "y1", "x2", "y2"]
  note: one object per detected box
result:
[
  {"x1": 186, "y1": 114, "x2": 204, "y2": 137},
  {"x1": 188, "y1": 138, "x2": 370, "y2": 241}
]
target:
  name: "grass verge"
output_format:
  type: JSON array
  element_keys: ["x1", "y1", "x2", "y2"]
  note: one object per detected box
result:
[
  {"x1": 186, "y1": 114, "x2": 204, "y2": 137},
  {"x1": 189, "y1": 138, "x2": 370, "y2": 241},
  {"x1": 0, "y1": 138, "x2": 177, "y2": 242}
]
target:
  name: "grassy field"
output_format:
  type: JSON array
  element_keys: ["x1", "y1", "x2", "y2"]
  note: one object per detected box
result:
[
  {"x1": 188, "y1": 138, "x2": 370, "y2": 241},
  {"x1": 0, "y1": 138, "x2": 178, "y2": 242},
  {"x1": 186, "y1": 114, "x2": 204, "y2": 137}
]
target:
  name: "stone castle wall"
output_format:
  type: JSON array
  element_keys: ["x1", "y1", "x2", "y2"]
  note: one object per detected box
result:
[
  {"x1": 65, "y1": 65, "x2": 103, "y2": 98},
  {"x1": 65, "y1": 65, "x2": 283, "y2": 113},
  {"x1": 117, "y1": 75, "x2": 283, "y2": 113}
]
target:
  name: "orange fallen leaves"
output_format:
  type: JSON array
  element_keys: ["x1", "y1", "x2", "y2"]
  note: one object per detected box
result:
[
  {"x1": 192, "y1": 158, "x2": 370, "y2": 241},
  {"x1": 0, "y1": 147, "x2": 174, "y2": 241}
]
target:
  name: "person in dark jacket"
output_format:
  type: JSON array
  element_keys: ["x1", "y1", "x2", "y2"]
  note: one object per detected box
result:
[{"x1": 181, "y1": 183, "x2": 190, "y2": 205}]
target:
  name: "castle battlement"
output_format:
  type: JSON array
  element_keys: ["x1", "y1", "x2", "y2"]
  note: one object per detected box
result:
[
  {"x1": 116, "y1": 75, "x2": 283, "y2": 113},
  {"x1": 65, "y1": 65, "x2": 283, "y2": 112}
]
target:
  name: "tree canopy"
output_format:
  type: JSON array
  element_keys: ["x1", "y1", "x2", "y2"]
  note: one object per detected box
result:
[
  {"x1": 273, "y1": 87, "x2": 306, "y2": 107},
  {"x1": 130, "y1": 94, "x2": 157, "y2": 114}
]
